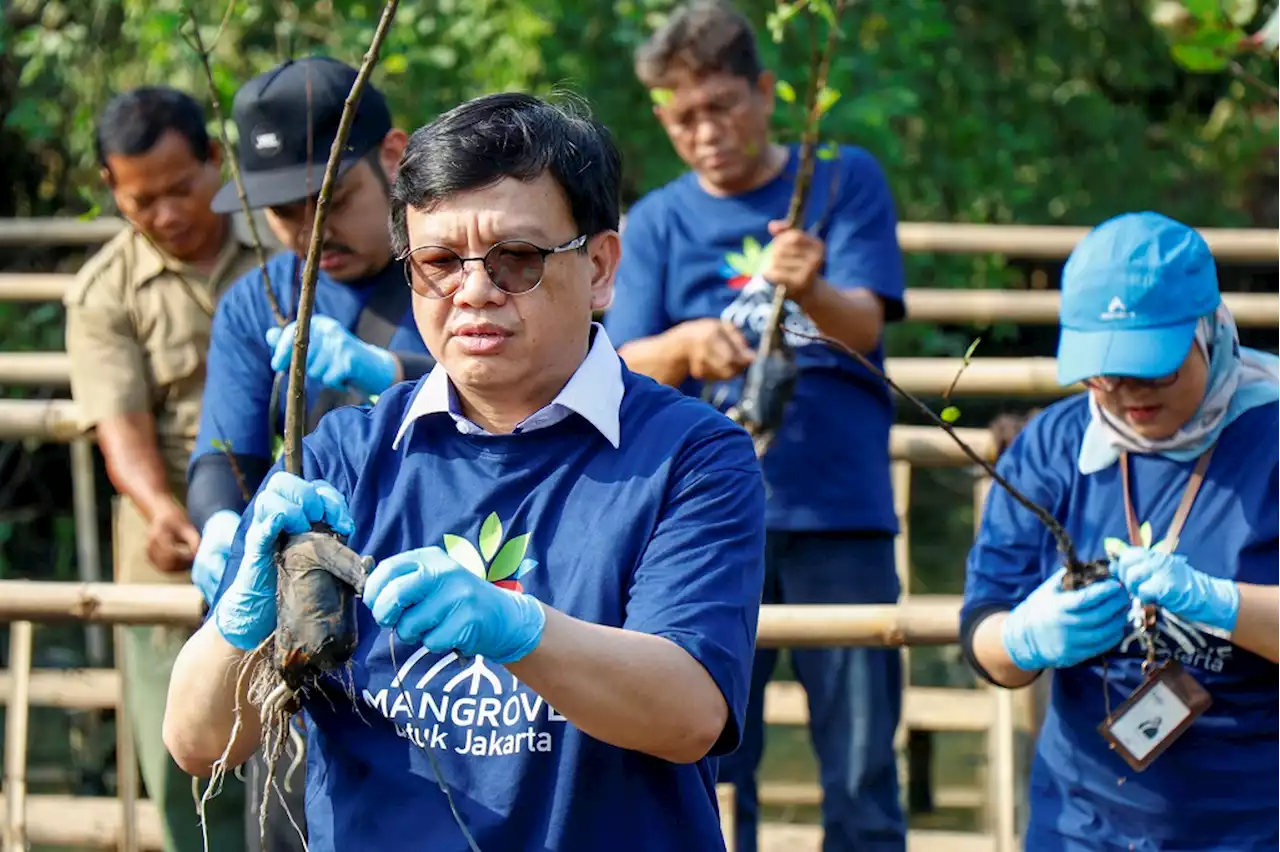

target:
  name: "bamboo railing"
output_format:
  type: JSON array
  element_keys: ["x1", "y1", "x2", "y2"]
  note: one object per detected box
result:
[
  {"x1": 0, "y1": 215, "x2": 1275, "y2": 852},
  {"x1": 1, "y1": 216, "x2": 1277, "y2": 261}
]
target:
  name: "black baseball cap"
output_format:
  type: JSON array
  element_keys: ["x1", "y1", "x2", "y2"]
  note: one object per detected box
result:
[{"x1": 211, "y1": 56, "x2": 392, "y2": 213}]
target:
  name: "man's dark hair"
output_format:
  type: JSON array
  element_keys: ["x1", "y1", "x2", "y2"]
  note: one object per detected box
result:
[
  {"x1": 95, "y1": 86, "x2": 212, "y2": 169},
  {"x1": 634, "y1": 0, "x2": 763, "y2": 90},
  {"x1": 389, "y1": 92, "x2": 622, "y2": 257}
]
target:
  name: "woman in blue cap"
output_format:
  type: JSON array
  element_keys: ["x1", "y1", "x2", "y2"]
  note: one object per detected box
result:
[{"x1": 960, "y1": 210, "x2": 1278, "y2": 850}]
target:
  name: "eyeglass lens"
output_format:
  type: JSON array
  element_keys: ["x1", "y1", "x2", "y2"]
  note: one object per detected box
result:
[{"x1": 404, "y1": 241, "x2": 548, "y2": 298}]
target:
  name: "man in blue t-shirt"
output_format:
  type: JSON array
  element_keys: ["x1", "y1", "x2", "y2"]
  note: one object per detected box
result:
[
  {"x1": 605, "y1": 3, "x2": 907, "y2": 850},
  {"x1": 182, "y1": 56, "x2": 434, "y2": 850},
  {"x1": 163, "y1": 92, "x2": 767, "y2": 852}
]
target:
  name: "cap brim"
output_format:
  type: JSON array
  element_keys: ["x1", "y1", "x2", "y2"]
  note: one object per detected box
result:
[
  {"x1": 1056, "y1": 322, "x2": 1197, "y2": 386},
  {"x1": 210, "y1": 155, "x2": 362, "y2": 213}
]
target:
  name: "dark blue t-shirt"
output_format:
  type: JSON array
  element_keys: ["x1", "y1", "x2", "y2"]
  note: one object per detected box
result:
[
  {"x1": 604, "y1": 144, "x2": 906, "y2": 534},
  {"x1": 962, "y1": 395, "x2": 1279, "y2": 851},
  {"x1": 190, "y1": 252, "x2": 430, "y2": 466},
  {"x1": 218, "y1": 368, "x2": 766, "y2": 852}
]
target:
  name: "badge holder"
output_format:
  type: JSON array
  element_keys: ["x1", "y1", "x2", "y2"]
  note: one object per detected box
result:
[
  {"x1": 1098, "y1": 658, "x2": 1211, "y2": 772},
  {"x1": 1097, "y1": 448, "x2": 1216, "y2": 773}
]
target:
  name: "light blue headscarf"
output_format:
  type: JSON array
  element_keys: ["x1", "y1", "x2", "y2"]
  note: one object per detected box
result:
[{"x1": 1078, "y1": 302, "x2": 1280, "y2": 475}]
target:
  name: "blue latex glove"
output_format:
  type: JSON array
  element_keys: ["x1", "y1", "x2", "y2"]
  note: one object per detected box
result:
[
  {"x1": 1113, "y1": 545, "x2": 1239, "y2": 634},
  {"x1": 212, "y1": 471, "x2": 354, "y2": 652},
  {"x1": 191, "y1": 509, "x2": 241, "y2": 607},
  {"x1": 1001, "y1": 567, "x2": 1131, "y2": 671},
  {"x1": 363, "y1": 546, "x2": 546, "y2": 664},
  {"x1": 265, "y1": 315, "x2": 398, "y2": 398}
]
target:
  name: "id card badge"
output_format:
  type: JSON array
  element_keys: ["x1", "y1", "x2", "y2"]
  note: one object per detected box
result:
[{"x1": 1098, "y1": 660, "x2": 1211, "y2": 772}]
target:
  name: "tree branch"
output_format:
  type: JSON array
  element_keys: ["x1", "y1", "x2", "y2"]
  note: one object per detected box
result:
[
  {"x1": 281, "y1": 0, "x2": 401, "y2": 476},
  {"x1": 183, "y1": 2, "x2": 287, "y2": 328}
]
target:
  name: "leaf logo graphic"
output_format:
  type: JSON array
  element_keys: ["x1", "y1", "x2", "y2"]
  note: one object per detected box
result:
[
  {"x1": 443, "y1": 511, "x2": 538, "y2": 592},
  {"x1": 722, "y1": 235, "x2": 776, "y2": 290}
]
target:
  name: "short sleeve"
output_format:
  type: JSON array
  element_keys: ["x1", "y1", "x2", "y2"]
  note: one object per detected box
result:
[
  {"x1": 64, "y1": 275, "x2": 148, "y2": 426},
  {"x1": 602, "y1": 195, "x2": 671, "y2": 346},
  {"x1": 622, "y1": 424, "x2": 766, "y2": 756},
  {"x1": 190, "y1": 271, "x2": 279, "y2": 466},
  {"x1": 821, "y1": 148, "x2": 906, "y2": 322},
  {"x1": 961, "y1": 419, "x2": 1069, "y2": 621}
]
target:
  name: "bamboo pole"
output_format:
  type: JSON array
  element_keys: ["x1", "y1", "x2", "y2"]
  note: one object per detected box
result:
[
  {"x1": 0, "y1": 794, "x2": 163, "y2": 850},
  {"x1": 0, "y1": 582, "x2": 962, "y2": 645},
  {"x1": 903, "y1": 288, "x2": 1280, "y2": 328},
  {"x1": 0, "y1": 351, "x2": 1093, "y2": 397},
  {"x1": 755, "y1": 598, "x2": 959, "y2": 647},
  {"x1": 896, "y1": 221, "x2": 1279, "y2": 261},
  {"x1": 4, "y1": 271, "x2": 1278, "y2": 328},
  {"x1": 15, "y1": 400, "x2": 999, "y2": 459},
  {"x1": 0, "y1": 400, "x2": 999, "y2": 463},
  {"x1": 2, "y1": 216, "x2": 1275, "y2": 261},
  {"x1": 0, "y1": 582, "x2": 204, "y2": 627},
  {"x1": 3, "y1": 621, "x2": 32, "y2": 852}
]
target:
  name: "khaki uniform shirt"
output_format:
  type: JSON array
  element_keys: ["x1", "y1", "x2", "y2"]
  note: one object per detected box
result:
[{"x1": 64, "y1": 220, "x2": 259, "y2": 584}]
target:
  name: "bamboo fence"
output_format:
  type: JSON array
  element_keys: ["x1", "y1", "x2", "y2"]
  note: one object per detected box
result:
[{"x1": 0, "y1": 215, "x2": 1274, "y2": 852}]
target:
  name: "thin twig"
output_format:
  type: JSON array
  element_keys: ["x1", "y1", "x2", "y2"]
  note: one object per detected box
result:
[
  {"x1": 1228, "y1": 59, "x2": 1280, "y2": 100},
  {"x1": 282, "y1": 0, "x2": 401, "y2": 476},
  {"x1": 756, "y1": 0, "x2": 845, "y2": 368},
  {"x1": 183, "y1": 4, "x2": 287, "y2": 328},
  {"x1": 781, "y1": 323, "x2": 1083, "y2": 568}
]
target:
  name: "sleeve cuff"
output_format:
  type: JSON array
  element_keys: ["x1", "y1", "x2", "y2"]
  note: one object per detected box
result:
[{"x1": 959, "y1": 602, "x2": 1021, "y2": 688}]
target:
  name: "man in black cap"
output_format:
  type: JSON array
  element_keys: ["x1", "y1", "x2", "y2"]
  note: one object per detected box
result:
[{"x1": 180, "y1": 55, "x2": 434, "y2": 851}]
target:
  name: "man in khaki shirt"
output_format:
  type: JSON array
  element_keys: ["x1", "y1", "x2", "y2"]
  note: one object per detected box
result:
[{"x1": 64, "y1": 86, "x2": 256, "y2": 852}]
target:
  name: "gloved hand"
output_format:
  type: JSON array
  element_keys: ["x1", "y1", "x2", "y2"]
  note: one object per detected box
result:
[
  {"x1": 265, "y1": 315, "x2": 398, "y2": 398},
  {"x1": 1112, "y1": 545, "x2": 1239, "y2": 634},
  {"x1": 212, "y1": 471, "x2": 354, "y2": 652},
  {"x1": 1001, "y1": 567, "x2": 1131, "y2": 671},
  {"x1": 363, "y1": 546, "x2": 546, "y2": 664},
  {"x1": 191, "y1": 509, "x2": 242, "y2": 607}
]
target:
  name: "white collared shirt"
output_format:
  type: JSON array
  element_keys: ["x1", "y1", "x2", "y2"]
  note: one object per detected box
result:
[{"x1": 391, "y1": 323, "x2": 624, "y2": 450}]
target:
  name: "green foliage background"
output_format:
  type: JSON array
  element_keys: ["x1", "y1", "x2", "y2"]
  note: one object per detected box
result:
[{"x1": 0, "y1": 0, "x2": 1276, "y2": 828}]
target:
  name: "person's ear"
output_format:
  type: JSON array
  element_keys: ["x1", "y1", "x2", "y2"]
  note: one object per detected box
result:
[
  {"x1": 379, "y1": 129, "x2": 409, "y2": 185},
  {"x1": 755, "y1": 69, "x2": 777, "y2": 117},
  {"x1": 207, "y1": 139, "x2": 223, "y2": 170},
  {"x1": 587, "y1": 231, "x2": 621, "y2": 313},
  {"x1": 100, "y1": 167, "x2": 114, "y2": 189}
]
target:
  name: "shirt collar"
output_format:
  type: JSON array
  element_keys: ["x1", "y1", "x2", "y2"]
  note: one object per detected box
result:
[{"x1": 391, "y1": 323, "x2": 624, "y2": 450}]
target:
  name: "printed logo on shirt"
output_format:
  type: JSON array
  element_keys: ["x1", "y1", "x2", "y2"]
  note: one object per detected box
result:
[
  {"x1": 1104, "y1": 530, "x2": 1234, "y2": 674},
  {"x1": 361, "y1": 511, "x2": 560, "y2": 757},
  {"x1": 719, "y1": 236, "x2": 821, "y2": 349},
  {"x1": 443, "y1": 510, "x2": 538, "y2": 592},
  {"x1": 363, "y1": 650, "x2": 567, "y2": 757}
]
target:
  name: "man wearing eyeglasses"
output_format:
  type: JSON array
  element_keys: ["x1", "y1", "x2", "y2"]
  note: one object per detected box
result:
[
  {"x1": 164, "y1": 92, "x2": 766, "y2": 852},
  {"x1": 183, "y1": 55, "x2": 434, "y2": 852}
]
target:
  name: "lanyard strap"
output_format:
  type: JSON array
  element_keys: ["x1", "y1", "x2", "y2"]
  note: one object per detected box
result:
[{"x1": 1119, "y1": 446, "x2": 1215, "y2": 551}]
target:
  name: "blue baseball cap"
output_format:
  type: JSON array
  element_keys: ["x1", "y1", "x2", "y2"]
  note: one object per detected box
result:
[{"x1": 1056, "y1": 211, "x2": 1221, "y2": 386}]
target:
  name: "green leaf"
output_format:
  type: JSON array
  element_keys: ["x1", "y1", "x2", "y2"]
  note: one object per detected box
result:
[
  {"x1": 963, "y1": 336, "x2": 982, "y2": 363},
  {"x1": 1103, "y1": 537, "x2": 1128, "y2": 558},
  {"x1": 479, "y1": 512, "x2": 503, "y2": 562},
  {"x1": 1139, "y1": 521, "x2": 1153, "y2": 548},
  {"x1": 1171, "y1": 43, "x2": 1231, "y2": 71},
  {"x1": 444, "y1": 534, "x2": 486, "y2": 578},
  {"x1": 1225, "y1": 0, "x2": 1258, "y2": 26},
  {"x1": 488, "y1": 533, "x2": 530, "y2": 582},
  {"x1": 816, "y1": 86, "x2": 841, "y2": 116},
  {"x1": 383, "y1": 54, "x2": 409, "y2": 74},
  {"x1": 940, "y1": 406, "x2": 961, "y2": 423},
  {"x1": 271, "y1": 436, "x2": 284, "y2": 463},
  {"x1": 775, "y1": 79, "x2": 797, "y2": 103},
  {"x1": 649, "y1": 87, "x2": 673, "y2": 107},
  {"x1": 78, "y1": 204, "x2": 101, "y2": 221},
  {"x1": 816, "y1": 141, "x2": 840, "y2": 160}
]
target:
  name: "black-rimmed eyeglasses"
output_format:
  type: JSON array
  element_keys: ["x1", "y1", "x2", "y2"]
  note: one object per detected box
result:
[
  {"x1": 1083, "y1": 371, "x2": 1180, "y2": 392},
  {"x1": 399, "y1": 234, "x2": 588, "y2": 300}
]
